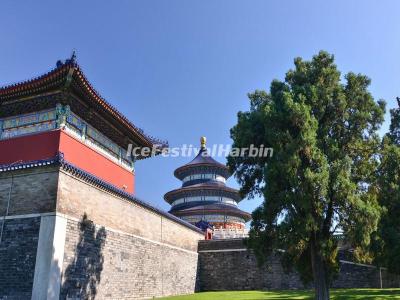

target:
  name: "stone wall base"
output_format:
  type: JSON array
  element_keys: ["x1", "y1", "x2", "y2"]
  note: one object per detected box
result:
[
  {"x1": 198, "y1": 239, "x2": 400, "y2": 291},
  {"x1": 60, "y1": 217, "x2": 199, "y2": 299}
]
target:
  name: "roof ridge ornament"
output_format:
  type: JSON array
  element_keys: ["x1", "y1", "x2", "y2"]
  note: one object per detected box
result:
[
  {"x1": 56, "y1": 50, "x2": 77, "y2": 68},
  {"x1": 63, "y1": 50, "x2": 77, "y2": 89},
  {"x1": 200, "y1": 136, "x2": 206, "y2": 149},
  {"x1": 65, "y1": 50, "x2": 77, "y2": 65}
]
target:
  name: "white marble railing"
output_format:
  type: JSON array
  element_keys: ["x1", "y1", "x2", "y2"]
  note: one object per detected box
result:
[{"x1": 212, "y1": 228, "x2": 249, "y2": 239}]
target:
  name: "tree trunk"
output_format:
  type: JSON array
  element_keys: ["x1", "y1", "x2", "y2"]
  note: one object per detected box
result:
[{"x1": 310, "y1": 236, "x2": 330, "y2": 300}]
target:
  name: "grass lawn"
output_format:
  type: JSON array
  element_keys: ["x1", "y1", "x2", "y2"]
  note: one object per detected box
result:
[{"x1": 158, "y1": 289, "x2": 400, "y2": 300}]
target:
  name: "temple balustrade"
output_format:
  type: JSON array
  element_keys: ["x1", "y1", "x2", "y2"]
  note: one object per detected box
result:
[
  {"x1": 181, "y1": 214, "x2": 246, "y2": 225},
  {"x1": 212, "y1": 228, "x2": 249, "y2": 239}
]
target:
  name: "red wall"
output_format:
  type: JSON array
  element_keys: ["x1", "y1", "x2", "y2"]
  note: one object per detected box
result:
[
  {"x1": 59, "y1": 131, "x2": 134, "y2": 193},
  {"x1": 0, "y1": 130, "x2": 60, "y2": 165},
  {"x1": 0, "y1": 130, "x2": 135, "y2": 194}
]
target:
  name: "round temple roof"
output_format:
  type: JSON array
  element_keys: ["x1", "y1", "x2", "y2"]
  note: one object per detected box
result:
[
  {"x1": 164, "y1": 181, "x2": 242, "y2": 204},
  {"x1": 169, "y1": 202, "x2": 252, "y2": 222},
  {"x1": 174, "y1": 139, "x2": 230, "y2": 180},
  {"x1": 164, "y1": 137, "x2": 252, "y2": 225}
]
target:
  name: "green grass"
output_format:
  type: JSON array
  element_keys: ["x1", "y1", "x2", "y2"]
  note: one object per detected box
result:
[{"x1": 158, "y1": 289, "x2": 400, "y2": 300}]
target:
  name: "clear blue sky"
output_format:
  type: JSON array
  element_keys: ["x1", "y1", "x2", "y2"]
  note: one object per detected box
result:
[{"x1": 1, "y1": 1, "x2": 400, "y2": 215}]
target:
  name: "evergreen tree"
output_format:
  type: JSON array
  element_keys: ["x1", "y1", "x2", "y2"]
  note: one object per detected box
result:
[
  {"x1": 373, "y1": 101, "x2": 400, "y2": 274},
  {"x1": 228, "y1": 51, "x2": 385, "y2": 299}
]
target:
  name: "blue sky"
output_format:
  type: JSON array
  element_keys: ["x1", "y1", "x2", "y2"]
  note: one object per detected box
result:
[{"x1": 1, "y1": 1, "x2": 400, "y2": 216}]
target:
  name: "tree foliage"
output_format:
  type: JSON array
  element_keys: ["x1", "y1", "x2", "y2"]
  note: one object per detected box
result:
[
  {"x1": 373, "y1": 103, "x2": 400, "y2": 274},
  {"x1": 228, "y1": 51, "x2": 385, "y2": 299}
]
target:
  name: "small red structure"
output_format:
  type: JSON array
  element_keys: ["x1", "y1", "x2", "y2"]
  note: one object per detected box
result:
[{"x1": 205, "y1": 228, "x2": 213, "y2": 240}]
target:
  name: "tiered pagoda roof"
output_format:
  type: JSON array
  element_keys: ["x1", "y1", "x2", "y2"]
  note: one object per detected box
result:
[
  {"x1": 170, "y1": 203, "x2": 250, "y2": 220},
  {"x1": 173, "y1": 147, "x2": 231, "y2": 180},
  {"x1": 164, "y1": 181, "x2": 242, "y2": 204},
  {"x1": 164, "y1": 137, "x2": 251, "y2": 229}
]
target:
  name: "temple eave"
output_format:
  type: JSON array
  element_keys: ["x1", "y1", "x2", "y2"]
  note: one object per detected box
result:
[
  {"x1": 0, "y1": 60, "x2": 168, "y2": 156},
  {"x1": 164, "y1": 187, "x2": 242, "y2": 204},
  {"x1": 171, "y1": 210, "x2": 251, "y2": 221},
  {"x1": 174, "y1": 164, "x2": 230, "y2": 180}
]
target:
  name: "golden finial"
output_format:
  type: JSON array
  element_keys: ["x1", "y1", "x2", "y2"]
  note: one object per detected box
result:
[{"x1": 200, "y1": 136, "x2": 207, "y2": 148}]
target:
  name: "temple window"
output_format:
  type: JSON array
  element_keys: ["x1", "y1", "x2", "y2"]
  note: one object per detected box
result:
[
  {"x1": 171, "y1": 196, "x2": 236, "y2": 206},
  {"x1": 182, "y1": 173, "x2": 226, "y2": 183}
]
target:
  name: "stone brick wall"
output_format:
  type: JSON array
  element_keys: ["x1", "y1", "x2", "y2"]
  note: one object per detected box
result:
[
  {"x1": 56, "y1": 170, "x2": 203, "y2": 299},
  {"x1": 0, "y1": 217, "x2": 41, "y2": 300},
  {"x1": 198, "y1": 239, "x2": 304, "y2": 290},
  {"x1": 381, "y1": 268, "x2": 400, "y2": 288},
  {"x1": 332, "y1": 261, "x2": 400, "y2": 289},
  {"x1": 0, "y1": 169, "x2": 51, "y2": 299},
  {"x1": 57, "y1": 171, "x2": 202, "y2": 252},
  {"x1": 0, "y1": 167, "x2": 58, "y2": 216},
  {"x1": 0, "y1": 166, "x2": 203, "y2": 299},
  {"x1": 60, "y1": 218, "x2": 199, "y2": 299},
  {"x1": 198, "y1": 239, "x2": 400, "y2": 291}
]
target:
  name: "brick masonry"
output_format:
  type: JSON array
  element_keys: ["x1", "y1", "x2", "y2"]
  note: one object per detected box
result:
[
  {"x1": 198, "y1": 239, "x2": 304, "y2": 290},
  {"x1": 60, "y1": 218, "x2": 199, "y2": 299},
  {"x1": 0, "y1": 217, "x2": 41, "y2": 300},
  {"x1": 0, "y1": 167, "x2": 58, "y2": 216},
  {"x1": 55, "y1": 169, "x2": 204, "y2": 298},
  {"x1": 198, "y1": 239, "x2": 400, "y2": 291},
  {"x1": 57, "y1": 170, "x2": 202, "y2": 252},
  {"x1": 0, "y1": 166, "x2": 203, "y2": 299}
]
